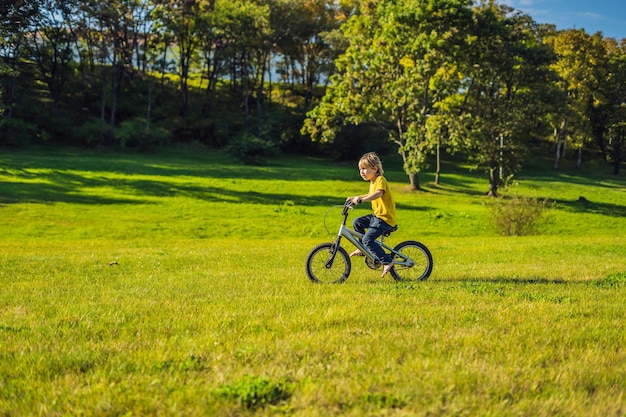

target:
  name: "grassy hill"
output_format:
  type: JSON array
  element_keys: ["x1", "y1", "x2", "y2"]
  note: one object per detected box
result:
[{"x1": 1, "y1": 146, "x2": 625, "y2": 415}]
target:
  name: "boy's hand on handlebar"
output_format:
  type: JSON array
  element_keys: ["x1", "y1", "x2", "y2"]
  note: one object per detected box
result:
[{"x1": 347, "y1": 196, "x2": 362, "y2": 205}]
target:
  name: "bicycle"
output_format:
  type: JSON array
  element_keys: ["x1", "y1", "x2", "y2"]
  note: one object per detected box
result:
[{"x1": 305, "y1": 200, "x2": 433, "y2": 283}]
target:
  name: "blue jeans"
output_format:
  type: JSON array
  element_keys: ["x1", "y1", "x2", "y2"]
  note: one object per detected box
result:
[{"x1": 353, "y1": 214, "x2": 393, "y2": 264}]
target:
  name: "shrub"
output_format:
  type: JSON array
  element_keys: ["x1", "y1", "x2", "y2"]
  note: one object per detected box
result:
[
  {"x1": 226, "y1": 131, "x2": 277, "y2": 165},
  {"x1": 215, "y1": 375, "x2": 293, "y2": 410},
  {"x1": 116, "y1": 117, "x2": 171, "y2": 149},
  {"x1": 73, "y1": 117, "x2": 109, "y2": 146},
  {"x1": 490, "y1": 181, "x2": 551, "y2": 236},
  {"x1": 0, "y1": 117, "x2": 42, "y2": 146}
]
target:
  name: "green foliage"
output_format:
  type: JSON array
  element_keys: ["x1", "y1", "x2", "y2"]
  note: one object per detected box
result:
[
  {"x1": 226, "y1": 130, "x2": 278, "y2": 164},
  {"x1": 594, "y1": 271, "x2": 626, "y2": 288},
  {"x1": 215, "y1": 376, "x2": 293, "y2": 410},
  {"x1": 489, "y1": 181, "x2": 551, "y2": 236},
  {"x1": 72, "y1": 117, "x2": 108, "y2": 146},
  {"x1": 460, "y1": 3, "x2": 558, "y2": 195},
  {"x1": 116, "y1": 117, "x2": 171, "y2": 149},
  {"x1": 303, "y1": 0, "x2": 475, "y2": 180},
  {"x1": 0, "y1": 117, "x2": 41, "y2": 146}
]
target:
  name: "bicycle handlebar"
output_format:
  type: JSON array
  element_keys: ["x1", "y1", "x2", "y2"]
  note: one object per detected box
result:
[{"x1": 342, "y1": 199, "x2": 354, "y2": 216}]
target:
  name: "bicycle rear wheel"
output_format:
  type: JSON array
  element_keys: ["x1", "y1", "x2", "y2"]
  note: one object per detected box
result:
[
  {"x1": 305, "y1": 243, "x2": 351, "y2": 284},
  {"x1": 390, "y1": 240, "x2": 433, "y2": 282}
]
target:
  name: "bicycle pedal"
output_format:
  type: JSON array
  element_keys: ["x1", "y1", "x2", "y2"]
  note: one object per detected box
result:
[{"x1": 365, "y1": 257, "x2": 381, "y2": 270}]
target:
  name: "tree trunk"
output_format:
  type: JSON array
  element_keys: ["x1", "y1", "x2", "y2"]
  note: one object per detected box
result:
[
  {"x1": 611, "y1": 127, "x2": 624, "y2": 175},
  {"x1": 160, "y1": 43, "x2": 168, "y2": 94},
  {"x1": 268, "y1": 52, "x2": 272, "y2": 108},
  {"x1": 146, "y1": 76, "x2": 153, "y2": 133},
  {"x1": 576, "y1": 147, "x2": 582, "y2": 169},
  {"x1": 0, "y1": 75, "x2": 16, "y2": 143},
  {"x1": 243, "y1": 54, "x2": 250, "y2": 128},
  {"x1": 408, "y1": 173, "x2": 421, "y2": 191},
  {"x1": 553, "y1": 119, "x2": 567, "y2": 170},
  {"x1": 180, "y1": 59, "x2": 189, "y2": 117},
  {"x1": 256, "y1": 51, "x2": 267, "y2": 133},
  {"x1": 435, "y1": 137, "x2": 441, "y2": 185},
  {"x1": 108, "y1": 68, "x2": 117, "y2": 144},
  {"x1": 99, "y1": 71, "x2": 107, "y2": 143},
  {"x1": 487, "y1": 168, "x2": 498, "y2": 197},
  {"x1": 6, "y1": 75, "x2": 16, "y2": 119}
]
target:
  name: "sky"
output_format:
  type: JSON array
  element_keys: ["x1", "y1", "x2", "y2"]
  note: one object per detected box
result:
[{"x1": 498, "y1": 0, "x2": 626, "y2": 40}]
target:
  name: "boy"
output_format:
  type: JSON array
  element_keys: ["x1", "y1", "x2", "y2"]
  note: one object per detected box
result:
[{"x1": 347, "y1": 152, "x2": 397, "y2": 278}]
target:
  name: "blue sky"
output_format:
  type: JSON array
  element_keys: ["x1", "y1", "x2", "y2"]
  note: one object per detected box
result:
[{"x1": 499, "y1": 0, "x2": 626, "y2": 40}]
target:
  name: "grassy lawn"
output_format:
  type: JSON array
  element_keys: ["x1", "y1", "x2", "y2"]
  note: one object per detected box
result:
[{"x1": 1, "y1": 146, "x2": 625, "y2": 416}]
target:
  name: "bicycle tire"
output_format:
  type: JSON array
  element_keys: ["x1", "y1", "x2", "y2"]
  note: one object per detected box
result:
[
  {"x1": 305, "y1": 243, "x2": 351, "y2": 284},
  {"x1": 389, "y1": 240, "x2": 433, "y2": 282}
]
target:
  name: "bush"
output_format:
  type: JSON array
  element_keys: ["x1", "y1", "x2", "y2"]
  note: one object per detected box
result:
[
  {"x1": 116, "y1": 117, "x2": 171, "y2": 149},
  {"x1": 490, "y1": 181, "x2": 551, "y2": 236},
  {"x1": 0, "y1": 117, "x2": 43, "y2": 146},
  {"x1": 73, "y1": 117, "x2": 109, "y2": 146},
  {"x1": 226, "y1": 131, "x2": 277, "y2": 164}
]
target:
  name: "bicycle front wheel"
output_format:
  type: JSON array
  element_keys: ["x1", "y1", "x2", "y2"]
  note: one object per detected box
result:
[
  {"x1": 305, "y1": 243, "x2": 351, "y2": 284},
  {"x1": 390, "y1": 240, "x2": 433, "y2": 282}
]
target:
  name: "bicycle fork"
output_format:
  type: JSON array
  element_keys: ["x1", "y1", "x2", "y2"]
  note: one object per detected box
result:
[
  {"x1": 325, "y1": 235, "x2": 344, "y2": 269},
  {"x1": 325, "y1": 222, "x2": 354, "y2": 268},
  {"x1": 325, "y1": 224, "x2": 365, "y2": 268}
]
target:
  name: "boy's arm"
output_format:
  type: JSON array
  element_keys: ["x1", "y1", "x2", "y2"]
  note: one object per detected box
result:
[{"x1": 349, "y1": 189, "x2": 384, "y2": 205}]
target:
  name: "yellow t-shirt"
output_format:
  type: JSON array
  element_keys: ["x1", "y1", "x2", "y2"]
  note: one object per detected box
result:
[{"x1": 370, "y1": 175, "x2": 396, "y2": 227}]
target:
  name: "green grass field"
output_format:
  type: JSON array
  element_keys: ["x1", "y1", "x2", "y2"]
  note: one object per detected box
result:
[{"x1": 1, "y1": 146, "x2": 625, "y2": 416}]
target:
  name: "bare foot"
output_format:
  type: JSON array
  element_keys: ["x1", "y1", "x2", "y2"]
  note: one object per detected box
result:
[
  {"x1": 381, "y1": 261, "x2": 394, "y2": 278},
  {"x1": 350, "y1": 249, "x2": 364, "y2": 257}
]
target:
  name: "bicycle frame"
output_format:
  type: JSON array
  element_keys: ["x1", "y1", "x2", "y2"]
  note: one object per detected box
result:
[{"x1": 325, "y1": 204, "x2": 415, "y2": 269}]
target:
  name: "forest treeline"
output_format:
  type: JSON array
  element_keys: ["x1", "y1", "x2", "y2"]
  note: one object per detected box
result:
[{"x1": 1, "y1": 0, "x2": 625, "y2": 193}]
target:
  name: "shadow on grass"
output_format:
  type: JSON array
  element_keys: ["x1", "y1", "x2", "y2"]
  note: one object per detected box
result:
[
  {"x1": 0, "y1": 164, "x2": 432, "y2": 211},
  {"x1": 0, "y1": 180, "x2": 146, "y2": 205},
  {"x1": 0, "y1": 147, "x2": 442, "y2": 211},
  {"x1": 434, "y1": 277, "x2": 572, "y2": 285},
  {"x1": 551, "y1": 197, "x2": 626, "y2": 218},
  {"x1": 0, "y1": 149, "x2": 356, "y2": 182},
  {"x1": 2, "y1": 149, "x2": 621, "y2": 215},
  {"x1": 421, "y1": 182, "x2": 487, "y2": 197},
  {"x1": 528, "y1": 172, "x2": 625, "y2": 189}
]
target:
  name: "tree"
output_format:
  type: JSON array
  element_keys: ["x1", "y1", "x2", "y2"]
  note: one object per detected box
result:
[
  {"x1": 600, "y1": 38, "x2": 626, "y2": 175},
  {"x1": 1, "y1": 0, "x2": 38, "y2": 125},
  {"x1": 545, "y1": 29, "x2": 608, "y2": 169},
  {"x1": 27, "y1": 0, "x2": 79, "y2": 116},
  {"x1": 71, "y1": 0, "x2": 148, "y2": 144},
  {"x1": 270, "y1": 0, "x2": 344, "y2": 103},
  {"x1": 196, "y1": 0, "x2": 226, "y2": 101},
  {"x1": 302, "y1": 0, "x2": 474, "y2": 190},
  {"x1": 200, "y1": 0, "x2": 270, "y2": 127},
  {"x1": 153, "y1": 0, "x2": 203, "y2": 117},
  {"x1": 457, "y1": 1, "x2": 556, "y2": 196}
]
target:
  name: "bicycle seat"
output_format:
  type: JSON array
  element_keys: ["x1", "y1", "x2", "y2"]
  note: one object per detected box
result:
[{"x1": 383, "y1": 225, "x2": 398, "y2": 237}]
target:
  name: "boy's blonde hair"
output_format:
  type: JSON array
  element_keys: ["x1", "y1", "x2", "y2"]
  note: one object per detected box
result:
[{"x1": 358, "y1": 152, "x2": 384, "y2": 175}]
